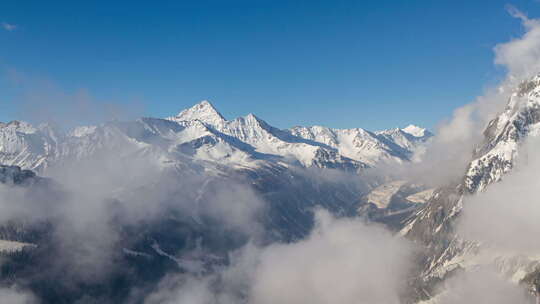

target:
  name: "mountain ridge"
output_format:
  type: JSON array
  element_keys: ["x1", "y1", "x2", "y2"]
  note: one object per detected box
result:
[
  {"x1": 402, "y1": 73, "x2": 540, "y2": 303},
  {"x1": 0, "y1": 101, "x2": 432, "y2": 173}
]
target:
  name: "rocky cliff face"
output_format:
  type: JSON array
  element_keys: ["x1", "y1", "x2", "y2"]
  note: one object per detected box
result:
[
  {"x1": 402, "y1": 74, "x2": 540, "y2": 302},
  {"x1": 465, "y1": 75, "x2": 540, "y2": 193}
]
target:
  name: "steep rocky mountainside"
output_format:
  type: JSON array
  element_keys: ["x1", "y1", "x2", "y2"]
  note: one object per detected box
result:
[{"x1": 402, "y1": 74, "x2": 540, "y2": 302}]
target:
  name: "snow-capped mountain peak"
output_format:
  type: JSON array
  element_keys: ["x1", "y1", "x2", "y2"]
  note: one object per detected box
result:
[
  {"x1": 0, "y1": 100, "x2": 432, "y2": 173},
  {"x1": 239, "y1": 113, "x2": 262, "y2": 125},
  {"x1": 463, "y1": 73, "x2": 540, "y2": 192},
  {"x1": 399, "y1": 73, "x2": 540, "y2": 300},
  {"x1": 402, "y1": 124, "x2": 429, "y2": 138},
  {"x1": 0, "y1": 120, "x2": 37, "y2": 134},
  {"x1": 168, "y1": 100, "x2": 226, "y2": 125}
]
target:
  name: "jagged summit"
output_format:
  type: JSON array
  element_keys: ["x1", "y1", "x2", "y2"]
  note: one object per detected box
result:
[
  {"x1": 168, "y1": 100, "x2": 226, "y2": 125},
  {"x1": 0, "y1": 99, "x2": 432, "y2": 172},
  {"x1": 161, "y1": 102, "x2": 429, "y2": 168},
  {"x1": 401, "y1": 124, "x2": 430, "y2": 138},
  {"x1": 0, "y1": 121, "x2": 32, "y2": 133},
  {"x1": 236, "y1": 113, "x2": 269, "y2": 128}
]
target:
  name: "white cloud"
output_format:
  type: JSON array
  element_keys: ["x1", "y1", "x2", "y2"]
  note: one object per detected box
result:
[
  {"x1": 0, "y1": 140, "x2": 267, "y2": 283},
  {"x1": 389, "y1": 6, "x2": 540, "y2": 188},
  {"x1": 437, "y1": 268, "x2": 531, "y2": 304},
  {"x1": 458, "y1": 137, "x2": 540, "y2": 254},
  {"x1": 0, "y1": 287, "x2": 37, "y2": 304},
  {"x1": 249, "y1": 210, "x2": 414, "y2": 304},
  {"x1": 2, "y1": 22, "x2": 17, "y2": 32},
  {"x1": 495, "y1": 6, "x2": 540, "y2": 81},
  {"x1": 144, "y1": 210, "x2": 416, "y2": 304}
]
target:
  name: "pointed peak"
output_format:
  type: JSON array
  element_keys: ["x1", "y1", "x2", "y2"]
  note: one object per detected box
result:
[
  {"x1": 169, "y1": 100, "x2": 226, "y2": 126},
  {"x1": 236, "y1": 113, "x2": 274, "y2": 130},
  {"x1": 238, "y1": 113, "x2": 261, "y2": 125},
  {"x1": 309, "y1": 125, "x2": 332, "y2": 131},
  {"x1": 401, "y1": 124, "x2": 429, "y2": 137},
  {"x1": 186, "y1": 100, "x2": 221, "y2": 115},
  {"x1": 244, "y1": 113, "x2": 258, "y2": 120},
  {"x1": 196, "y1": 99, "x2": 215, "y2": 109},
  {"x1": 242, "y1": 113, "x2": 269, "y2": 126}
]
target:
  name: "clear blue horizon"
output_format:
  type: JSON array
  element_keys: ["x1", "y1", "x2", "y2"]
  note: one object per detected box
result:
[{"x1": 1, "y1": 0, "x2": 539, "y2": 131}]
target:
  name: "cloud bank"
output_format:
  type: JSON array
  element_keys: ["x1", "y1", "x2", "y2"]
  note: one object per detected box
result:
[
  {"x1": 458, "y1": 137, "x2": 540, "y2": 255},
  {"x1": 391, "y1": 6, "x2": 540, "y2": 188},
  {"x1": 0, "y1": 141, "x2": 266, "y2": 286},
  {"x1": 437, "y1": 268, "x2": 531, "y2": 304},
  {"x1": 144, "y1": 210, "x2": 416, "y2": 304}
]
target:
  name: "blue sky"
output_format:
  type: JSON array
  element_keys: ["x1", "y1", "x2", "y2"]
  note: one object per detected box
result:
[{"x1": 0, "y1": 0, "x2": 539, "y2": 130}]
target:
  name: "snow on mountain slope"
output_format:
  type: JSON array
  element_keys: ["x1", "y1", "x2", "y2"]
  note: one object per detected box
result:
[
  {"x1": 363, "y1": 180, "x2": 408, "y2": 209},
  {"x1": 289, "y1": 124, "x2": 431, "y2": 165},
  {"x1": 402, "y1": 124, "x2": 431, "y2": 138},
  {"x1": 406, "y1": 188, "x2": 435, "y2": 204},
  {"x1": 0, "y1": 116, "x2": 258, "y2": 173},
  {"x1": 0, "y1": 239, "x2": 35, "y2": 253},
  {"x1": 62, "y1": 118, "x2": 268, "y2": 172},
  {"x1": 401, "y1": 73, "x2": 540, "y2": 302},
  {"x1": 376, "y1": 126, "x2": 433, "y2": 152},
  {"x1": 168, "y1": 102, "x2": 370, "y2": 170},
  {"x1": 465, "y1": 74, "x2": 540, "y2": 192},
  {"x1": 215, "y1": 114, "x2": 362, "y2": 169},
  {"x1": 0, "y1": 121, "x2": 59, "y2": 171},
  {"x1": 167, "y1": 100, "x2": 226, "y2": 126},
  {"x1": 0, "y1": 100, "x2": 430, "y2": 174}
]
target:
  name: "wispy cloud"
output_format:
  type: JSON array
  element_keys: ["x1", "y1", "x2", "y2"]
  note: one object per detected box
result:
[
  {"x1": 386, "y1": 5, "x2": 540, "y2": 188},
  {"x1": 1, "y1": 22, "x2": 17, "y2": 32}
]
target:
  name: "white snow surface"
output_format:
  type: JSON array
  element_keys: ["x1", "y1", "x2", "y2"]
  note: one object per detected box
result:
[
  {"x1": 465, "y1": 74, "x2": 540, "y2": 192},
  {"x1": 402, "y1": 124, "x2": 429, "y2": 138},
  {"x1": 0, "y1": 239, "x2": 35, "y2": 253},
  {"x1": 0, "y1": 100, "x2": 432, "y2": 173}
]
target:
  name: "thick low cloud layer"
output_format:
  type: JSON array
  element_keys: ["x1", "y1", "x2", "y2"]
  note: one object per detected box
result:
[
  {"x1": 249, "y1": 210, "x2": 414, "y2": 304},
  {"x1": 0, "y1": 287, "x2": 37, "y2": 304},
  {"x1": 458, "y1": 137, "x2": 540, "y2": 255},
  {"x1": 0, "y1": 142, "x2": 266, "y2": 285},
  {"x1": 436, "y1": 268, "x2": 531, "y2": 304},
  {"x1": 144, "y1": 210, "x2": 415, "y2": 304}
]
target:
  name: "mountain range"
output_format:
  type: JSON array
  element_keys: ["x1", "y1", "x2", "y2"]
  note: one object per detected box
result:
[
  {"x1": 0, "y1": 100, "x2": 436, "y2": 303},
  {"x1": 0, "y1": 100, "x2": 431, "y2": 174}
]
